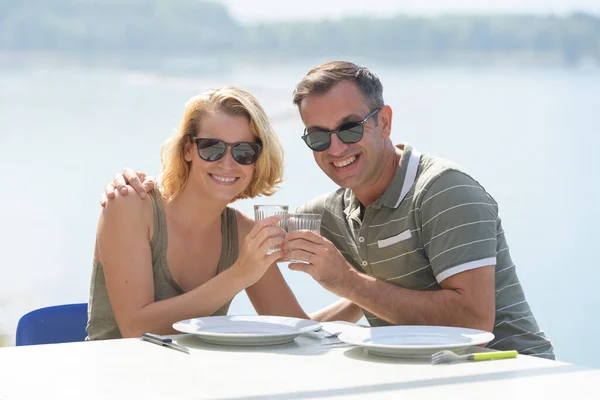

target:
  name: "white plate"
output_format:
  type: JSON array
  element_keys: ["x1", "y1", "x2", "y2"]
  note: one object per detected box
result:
[
  {"x1": 172, "y1": 315, "x2": 322, "y2": 346},
  {"x1": 339, "y1": 325, "x2": 494, "y2": 359}
]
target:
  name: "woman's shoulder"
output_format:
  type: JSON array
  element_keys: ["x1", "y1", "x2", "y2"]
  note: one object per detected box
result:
[
  {"x1": 230, "y1": 207, "x2": 255, "y2": 237},
  {"x1": 102, "y1": 186, "x2": 155, "y2": 222}
]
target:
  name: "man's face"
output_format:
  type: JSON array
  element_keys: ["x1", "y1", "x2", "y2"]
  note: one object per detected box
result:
[{"x1": 299, "y1": 81, "x2": 391, "y2": 191}]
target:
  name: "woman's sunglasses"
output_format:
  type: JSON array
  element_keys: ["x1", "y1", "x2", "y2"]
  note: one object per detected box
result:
[
  {"x1": 301, "y1": 108, "x2": 381, "y2": 152},
  {"x1": 190, "y1": 136, "x2": 262, "y2": 165}
]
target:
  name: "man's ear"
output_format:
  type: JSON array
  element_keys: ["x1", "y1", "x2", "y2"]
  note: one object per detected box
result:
[{"x1": 379, "y1": 105, "x2": 393, "y2": 138}]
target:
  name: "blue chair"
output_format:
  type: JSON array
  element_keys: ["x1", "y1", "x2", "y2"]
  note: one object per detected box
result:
[{"x1": 16, "y1": 303, "x2": 88, "y2": 346}]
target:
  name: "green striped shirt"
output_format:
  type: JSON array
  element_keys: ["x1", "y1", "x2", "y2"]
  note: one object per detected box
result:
[{"x1": 297, "y1": 143, "x2": 555, "y2": 359}]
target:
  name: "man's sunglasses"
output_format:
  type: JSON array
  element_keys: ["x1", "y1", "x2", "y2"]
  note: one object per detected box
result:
[
  {"x1": 301, "y1": 108, "x2": 381, "y2": 152},
  {"x1": 190, "y1": 136, "x2": 262, "y2": 165}
]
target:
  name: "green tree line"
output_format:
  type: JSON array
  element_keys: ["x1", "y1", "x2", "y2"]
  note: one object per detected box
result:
[{"x1": 1, "y1": 0, "x2": 599, "y2": 63}]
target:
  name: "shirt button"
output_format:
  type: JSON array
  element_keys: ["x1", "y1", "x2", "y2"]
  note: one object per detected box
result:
[
  {"x1": 362, "y1": 261, "x2": 368, "y2": 267},
  {"x1": 358, "y1": 236, "x2": 365, "y2": 243}
]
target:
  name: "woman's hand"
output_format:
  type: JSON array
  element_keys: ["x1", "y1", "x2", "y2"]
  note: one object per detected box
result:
[{"x1": 233, "y1": 215, "x2": 286, "y2": 286}]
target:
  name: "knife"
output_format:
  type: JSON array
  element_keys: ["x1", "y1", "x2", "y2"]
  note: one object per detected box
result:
[{"x1": 141, "y1": 332, "x2": 190, "y2": 354}]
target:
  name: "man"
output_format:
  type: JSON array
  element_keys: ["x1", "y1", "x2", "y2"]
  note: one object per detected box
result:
[{"x1": 106, "y1": 61, "x2": 554, "y2": 359}]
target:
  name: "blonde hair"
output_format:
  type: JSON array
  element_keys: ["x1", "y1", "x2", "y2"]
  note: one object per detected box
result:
[{"x1": 159, "y1": 86, "x2": 284, "y2": 203}]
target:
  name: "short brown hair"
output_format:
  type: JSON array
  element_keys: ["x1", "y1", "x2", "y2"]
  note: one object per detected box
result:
[{"x1": 293, "y1": 61, "x2": 384, "y2": 109}]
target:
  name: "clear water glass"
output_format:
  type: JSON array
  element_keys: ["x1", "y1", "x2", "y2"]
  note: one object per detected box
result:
[
  {"x1": 286, "y1": 213, "x2": 322, "y2": 264},
  {"x1": 286, "y1": 213, "x2": 322, "y2": 233},
  {"x1": 254, "y1": 205, "x2": 288, "y2": 254}
]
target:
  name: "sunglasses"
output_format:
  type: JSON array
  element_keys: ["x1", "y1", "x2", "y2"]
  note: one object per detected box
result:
[
  {"x1": 190, "y1": 136, "x2": 262, "y2": 165},
  {"x1": 301, "y1": 108, "x2": 381, "y2": 152}
]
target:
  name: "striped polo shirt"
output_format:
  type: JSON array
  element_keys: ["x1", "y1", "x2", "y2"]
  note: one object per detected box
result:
[{"x1": 297, "y1": 143, "x2": 555, "y2": 359}]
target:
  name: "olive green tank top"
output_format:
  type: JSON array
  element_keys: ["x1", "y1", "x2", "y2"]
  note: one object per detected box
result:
[{"x1": 86, "y1": 190, "x2": 239, "y2": 340}]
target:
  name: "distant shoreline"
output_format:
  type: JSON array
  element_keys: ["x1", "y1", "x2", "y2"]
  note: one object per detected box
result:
[{"x1": 1, "y1": 51, "x2": 597, "y2": 71}]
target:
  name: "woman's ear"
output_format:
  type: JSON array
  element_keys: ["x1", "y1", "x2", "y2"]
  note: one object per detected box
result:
[{"x1": 184, "y1": 140, "x2": 194, "y2": 162}]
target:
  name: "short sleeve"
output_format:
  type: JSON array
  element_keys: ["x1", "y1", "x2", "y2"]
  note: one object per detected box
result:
[
  {"x1": 419, "y1": 170, "x2": 498, "y2": 283},
  {"x1": 295, "y1": 193, "x2": 329, "y2": 214}
]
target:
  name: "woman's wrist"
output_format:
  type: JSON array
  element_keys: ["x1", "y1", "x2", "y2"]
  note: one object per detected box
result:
[{"x1": 228, "y1": 261, "x2": 259, "y2": 288}]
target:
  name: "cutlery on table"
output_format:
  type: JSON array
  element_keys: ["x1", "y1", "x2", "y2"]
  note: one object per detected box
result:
[
  {"x1": 141, "y1": 332, "x2": 190, "y2": 354},
  {"x1": 431, "y1": 349, "x2": 518, "y2": 364},
  {"x1": 316, "y1": 328, "x2": 342, "y2": 338}
]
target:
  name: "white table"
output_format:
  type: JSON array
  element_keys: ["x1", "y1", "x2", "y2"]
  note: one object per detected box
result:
[{"x1": 0, "y1": 322, "x2": 598, "y2": 400}]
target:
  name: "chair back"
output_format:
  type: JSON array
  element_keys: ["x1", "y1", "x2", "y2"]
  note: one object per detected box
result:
[{"x1": 16, "y1": 303, "x2": 88, "y2": 346}]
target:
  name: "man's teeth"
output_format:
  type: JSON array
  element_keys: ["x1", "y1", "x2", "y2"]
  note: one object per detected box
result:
[
  {"x1": 211, "y1": 174, "x2": 237, "y2": 182},
  {"x1": 333, "y1": 156, "x2": 356, "y2": 168}
]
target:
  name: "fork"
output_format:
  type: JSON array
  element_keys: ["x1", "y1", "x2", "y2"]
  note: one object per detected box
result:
[
  {"x1": 431, "y1": 349, "x2": 518, "y2": 364},
  {"x1": 316, "y1": 328, "x2": 342, "y2": 339}
]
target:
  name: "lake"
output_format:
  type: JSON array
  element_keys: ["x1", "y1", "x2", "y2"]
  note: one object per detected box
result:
[{"x1": 0, "y1": 59, "x2": 598, "y2": 367}]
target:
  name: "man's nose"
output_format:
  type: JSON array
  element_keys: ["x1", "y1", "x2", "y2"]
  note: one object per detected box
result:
[{"x1": 327, "y1": 133, "x2": 349, "y2": 157}]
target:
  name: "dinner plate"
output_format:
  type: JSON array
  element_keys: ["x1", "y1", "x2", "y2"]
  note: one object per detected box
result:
[
  {"x1": 338, "y1": 325, "x2": 494, "y2": 359},
  {"x1": 172, "y1": 315, "x2": 322, "y2": 346}
]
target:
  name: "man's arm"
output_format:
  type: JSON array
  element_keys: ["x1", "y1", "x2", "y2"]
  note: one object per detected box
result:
[
  {"x1": 337, "y1": 266, "x2": 495, "y2": 331},
  {"x1": 283, "y1": 236, "x2": 495, "y2": 331},
  {"x1": 283, "y1": 170, "x2": 499, "y2": 332}
]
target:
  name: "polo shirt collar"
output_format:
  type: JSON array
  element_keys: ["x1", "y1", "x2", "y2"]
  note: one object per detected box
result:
[
  {"x1": 378, "y1": 143, "x2": 422, "y2": 209},
  {"x1": 343, "y1": 144, "x2": 422, "y2": 219}
]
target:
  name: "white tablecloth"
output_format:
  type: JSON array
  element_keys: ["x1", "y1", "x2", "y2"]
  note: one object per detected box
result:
[{"x1": 0, "y1": 322, "x2": 597, "y2": 399}]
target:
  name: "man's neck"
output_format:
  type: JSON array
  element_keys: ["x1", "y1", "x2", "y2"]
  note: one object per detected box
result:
[{"x1": 354, "y1": 145, "x2": 402, "y2": 208}]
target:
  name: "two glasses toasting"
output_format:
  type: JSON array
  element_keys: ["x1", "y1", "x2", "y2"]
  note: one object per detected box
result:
[{"x1": 253, "y1": 205, "x2": 321, "y2": 257}]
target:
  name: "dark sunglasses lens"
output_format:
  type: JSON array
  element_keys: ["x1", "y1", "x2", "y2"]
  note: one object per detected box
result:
[
  {"x1": 197, "y1": 139, "x2": 226, "y2": 161},
  {"x1": 303, "y1": 131, "x2": 331, "y2": 151},
  {"x1": 337, "y1": 122, "x2": 364, "y2": 144},
  {"x1": 232, "y1": 142, "x2": 261, "y2": 165}
]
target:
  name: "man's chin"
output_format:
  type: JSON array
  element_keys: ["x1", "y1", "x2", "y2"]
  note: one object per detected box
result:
[{"x1": 326, "y1": 173, "x2": 358, "y2": 190}]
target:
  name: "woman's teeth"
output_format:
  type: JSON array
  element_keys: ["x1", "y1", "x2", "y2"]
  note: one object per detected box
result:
[{"x1": 211, "y1": 174, "x2": 237, "y2": 183}]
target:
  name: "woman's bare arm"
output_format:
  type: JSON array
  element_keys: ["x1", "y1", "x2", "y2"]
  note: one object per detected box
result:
[
  {"x1": 97, "y1": 188, "x2": 277, "y2": 337},
  {"x1": 309, "y1": 299, "x2": 364, "y2": 323},
  {"x1": 237, "y1": 211, "x2": 309, "y2": 319}
]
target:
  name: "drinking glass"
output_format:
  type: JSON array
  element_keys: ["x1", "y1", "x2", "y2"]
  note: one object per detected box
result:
[
  {"x1": 286, "y1": 213, "x2": 322, "y2": 263},
  {"x1": 286, "y1": 213, "x2": 322, "y2": 233},
  {"x1": 254, "y1": 205, "x2": 288, "y2": 254}
]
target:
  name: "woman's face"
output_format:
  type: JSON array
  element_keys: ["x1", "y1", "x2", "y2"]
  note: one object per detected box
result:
[{"x1": 184, "y1": 110, "x2": 258, "y2": 202}]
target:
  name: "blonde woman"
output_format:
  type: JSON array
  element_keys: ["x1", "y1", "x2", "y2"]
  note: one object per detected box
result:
[{"x1": 87, "y1": 86, "x2": 309, "y2": 340}]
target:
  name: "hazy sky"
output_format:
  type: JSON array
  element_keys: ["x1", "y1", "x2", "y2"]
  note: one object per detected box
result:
[{"x1": 220, "y1": 0, "x2": 600, "y2": 21}]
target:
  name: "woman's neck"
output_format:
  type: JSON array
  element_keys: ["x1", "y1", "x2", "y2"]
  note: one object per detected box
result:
[{"x1": 163, "y1": 182, "x2": 228, "y2": 234}]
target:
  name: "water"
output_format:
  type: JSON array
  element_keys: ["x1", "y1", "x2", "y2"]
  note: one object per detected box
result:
[{"x1": 1, "y1": 60, "x2": 599, "y2": 368}]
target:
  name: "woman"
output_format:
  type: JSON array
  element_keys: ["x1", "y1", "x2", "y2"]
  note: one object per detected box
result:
[{"x1": 87, "y1": 86, "x2": 309, "y2": 340}]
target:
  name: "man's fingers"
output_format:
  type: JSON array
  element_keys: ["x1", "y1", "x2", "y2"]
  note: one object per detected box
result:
[
  {"x1": 288, "y1": 262, "x2": 312, "y2": 273},
  {"x1": 282, "y1": 249, "x2": 313, "y2": 264},
  {"x1": 122, "y1": 169, "x2": 146, "y2": 199},
  {"x1": 285, "y1": 230, "x2": 323, "y2": 245},
  {"x1": 142, "y1": 178, "x2": 157, "y2": 193},
  {"x1": 113, "y1": 173, "x2": 128, "y2": 195},
  {"x1": 282, "y1": 238, "x2": 321, "y2": 255},
  {"x1": 105, "y1": 182, "x2": 116, "y2": 197},
  {"x1": 100, "y1": 194, "x2": 108, "y2": 207}
]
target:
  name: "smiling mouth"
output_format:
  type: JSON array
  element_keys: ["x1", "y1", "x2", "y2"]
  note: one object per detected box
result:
[
  {"x1": 332, "y1": 155, "x2": 358, "y2": 169},
  {"x1": 209, "y1": 173, "x2": 239, "y2": 184}
]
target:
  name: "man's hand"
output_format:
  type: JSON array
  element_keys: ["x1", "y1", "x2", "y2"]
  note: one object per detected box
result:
[
  {"x1": 100, "y1": 168, "x2": 158, "y2": 207},
  {"x1": 281, "y1": 230, "x2": 357, "y2": 295}
]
